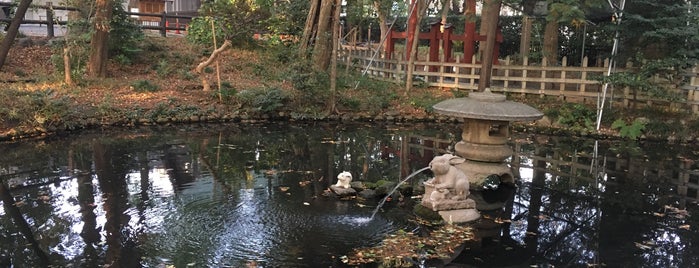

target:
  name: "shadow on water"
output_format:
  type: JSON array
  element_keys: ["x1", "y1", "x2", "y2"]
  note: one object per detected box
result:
[{"x1": 0, "y1": 123, "x2": 697, "y2": 267}]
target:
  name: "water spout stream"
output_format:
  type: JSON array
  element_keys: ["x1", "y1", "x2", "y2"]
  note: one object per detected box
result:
[{"x1": 370, "y1": 166, "x2": 431, "y2": 220}]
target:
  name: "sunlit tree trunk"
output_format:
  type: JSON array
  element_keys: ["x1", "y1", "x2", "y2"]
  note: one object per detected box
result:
[
  {"x1": 478, "y1": 0, "x2": 501, "y2": 91},
  {"x1": 543, "y1": 19, "x2": 559, "y2": 65},
  {"x1": 87, "y1": 0, "x2": 114, "y2": 77},
  {"x1": 519, "y1": 16, "x2": 533, "y2": 62},
  {"x1": 477, "y1": 0, "x2": 493, "y2": 61},
  {"x1": 0, "y1": 0, "x2": 33, "y2": 71},
  {"x1": 373, "y1": 0, "x2": 390, "y2": 51}
]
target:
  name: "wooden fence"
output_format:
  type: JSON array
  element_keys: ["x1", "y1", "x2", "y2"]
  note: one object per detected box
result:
[
  {"x1": 0, "y1": 2, "x2": 191, "y2": 38},
  {"x1": 341, "y1": 47, "x2": 699, "y2": 114}
]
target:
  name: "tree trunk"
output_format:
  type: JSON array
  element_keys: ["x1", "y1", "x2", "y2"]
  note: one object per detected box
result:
[
  {"x1": 328, "y1": 0, "x2": 341, "y2": 114},
  {"x1": 64, "y1": 47, "x2": 73, "y2": 85},
  {"x1": 405, "y1": 0, "x2": 428, "y2": 95},
  {"x1": 299, "y1": 0, "x2": 320, "y2": 56},
  {"x1": 543, "y1": 19, "x2": 558, "y2": 65},
  {"x1": 373, "y1": 0, "x2": 389, "y2": 51},
  {"x1": 440, "y1": 0, "x2": 450, "y2": 32},
  {"x1": 87, "y1": 0, "x2": 114, "y2": 77},
  {"x1": 519, "y1": 15, "x2": 533, "y2": 63},
  {"x1": 195, "y1": 40, "x2": 232, "y2": 92},
  {"x1": 477, "y1": 0, "x2": 493, "y2": 61},
  {"x1": 0, "y1": 0, "x2": 33, "y2": 71},
  {"x1": 478, "y1": 0, "x2": 501, "y2": 91},
  {"x1": 312, "y1": 0, "x2": 334, "y2": 70}
]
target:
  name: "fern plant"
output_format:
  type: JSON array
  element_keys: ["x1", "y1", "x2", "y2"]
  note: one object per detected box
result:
[{"x1": 611, "y1": 119, "x2": 646, "y2": 140}]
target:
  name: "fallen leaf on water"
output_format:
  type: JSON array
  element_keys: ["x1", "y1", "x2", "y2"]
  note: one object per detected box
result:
[
  {"x1": 679, "y1": 225, "x2": 690, "y2": 230},
  {"x1": 279, "y1": 186, "x2": 290, "y2": 192},
  {"x1": 635, "y1": 242, "x2": 653, "y2": 250},
  {"x1": 299, "y1": 180, "x2": 311, "y2": 186}
]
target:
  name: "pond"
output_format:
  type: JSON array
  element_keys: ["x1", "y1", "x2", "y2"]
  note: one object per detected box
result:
[{"x1": 0, "y1": 122, "x2": 697, "y2": 267}]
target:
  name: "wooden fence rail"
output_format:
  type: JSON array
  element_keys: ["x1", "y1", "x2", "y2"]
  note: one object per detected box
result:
[
  {"x1": 341, "y1": 47, "x2": 699, "y2": 114},
  {"x1": 0, "y1": 2, "x2": 192, "y2": 38}
]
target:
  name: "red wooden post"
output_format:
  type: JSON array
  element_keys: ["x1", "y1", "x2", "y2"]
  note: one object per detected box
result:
[
  {"x1": 385, "y1": 30, "x2": 395, "y2": 60},
  {"x1": 429, "y1": 22, "x2": 441, "y2": 71},
  {"x1": 405, "y1": 0, "x2": 418, "y2": 61},
  {"x1": 443, "y1": 25, "x2": 453, "y2": 62},
  {"x1": 463, "y1": 0, "x2": 476, "y2": 63}
]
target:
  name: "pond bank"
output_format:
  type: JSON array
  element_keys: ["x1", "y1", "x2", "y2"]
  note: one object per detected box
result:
[{"x1": 2, "y1": 108, "x2": 695, "y2": 145}]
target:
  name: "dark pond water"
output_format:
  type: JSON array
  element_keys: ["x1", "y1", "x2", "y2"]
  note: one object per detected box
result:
[{"x1": 0, "y1": 122, "x2": 697, "y2": 267}]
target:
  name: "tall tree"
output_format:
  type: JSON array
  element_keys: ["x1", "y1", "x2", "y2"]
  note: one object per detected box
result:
[
  {"x1": 373, "y1": 0, "x2": 391, "y2": 51},
  {"x1": 478, "y1": 0, "x2": 502, "y2": 91},
  {"x1": 300, "y1": 0, "x2": 342, "y2": 70},
  {"x1": 87, "y1": 0, "x2": 114, "y2": 77},
  {"x1": 0, "y1": 0, "x2": 33, "y2": 71}
]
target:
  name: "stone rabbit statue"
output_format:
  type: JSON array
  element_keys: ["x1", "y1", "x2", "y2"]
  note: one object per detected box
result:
[{"x1": 423, "y1": 154, "x2": 470, "y2": 201}]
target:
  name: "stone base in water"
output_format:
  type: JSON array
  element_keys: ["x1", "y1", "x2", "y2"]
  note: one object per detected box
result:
[
  {"x1": 438, "y1": 208, "x2": 481, "y2": 223},
  {"x1": 330, "y1": 185, "x2": 357, "y2": 197}
]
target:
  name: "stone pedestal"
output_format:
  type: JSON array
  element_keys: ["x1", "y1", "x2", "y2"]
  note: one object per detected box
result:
[
  {"x1": 330, "y1": 185, "x2": 356, "y2": 197},
  {"x1": 438, "y1": 209, "x2": 481, "y2": 223},
  {"x1": 421, "y1": 183, "x2": 480, "y2": 223}
]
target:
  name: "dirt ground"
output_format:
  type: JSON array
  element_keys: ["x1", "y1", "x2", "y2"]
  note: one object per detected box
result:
[{"x1": 1, "y1": 35, "x2": 445, "y2": 121}]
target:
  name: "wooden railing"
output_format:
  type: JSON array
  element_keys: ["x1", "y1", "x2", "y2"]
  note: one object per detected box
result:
[
  {"x1": 341, "y1": 47, "x2": 699, "y2": 114},
  {"x1": 0, "y1": 2, "x2": 192, "y2": 37}
]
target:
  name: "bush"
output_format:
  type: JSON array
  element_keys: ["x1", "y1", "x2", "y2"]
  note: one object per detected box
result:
[{"x1": 237, "y1": 87, "x2": 289, "y2": 114}]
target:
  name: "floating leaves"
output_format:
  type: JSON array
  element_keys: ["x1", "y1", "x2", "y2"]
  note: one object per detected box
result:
[{"x1": 344, "y1": 225, "x2": 474, "y2": 265}]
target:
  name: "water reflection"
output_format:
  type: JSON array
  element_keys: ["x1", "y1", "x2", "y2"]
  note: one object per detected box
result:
[{"x1": 0, "y1": 123, "x2": 697, "y2": 267}]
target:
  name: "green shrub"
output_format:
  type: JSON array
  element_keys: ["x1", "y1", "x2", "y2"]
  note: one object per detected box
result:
[
  {"x1": 554, "y1": 103, "x2": 595, "y2": 130},
  {"x1": 237, "y1": 87, "x2": 289, "y2": 114},
  {"x1": 611, "y1": 119, "x2": 646, "y2": 139}
]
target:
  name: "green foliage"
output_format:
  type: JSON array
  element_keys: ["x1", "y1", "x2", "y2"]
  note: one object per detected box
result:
[
  {"x1": 155, "y1": 60, "x2": 173, "y2": 77},
  {"x1": 288, "y1": 61, "x2": 330, "y2": 104},
  {"x1": 216, "y1": 81, "x2": 238, "y2": 103},
  {"x1": 611, "y1": 118, "x2": 646, "y2": 139},
  {"x1": 595, "y1": 53, "x2": 686, "y2": 104},
  {"x1": 0, "y1": 88, "x2": 72, "y2": 129},
  {"x1": 549, "y1": 103, "x2": 595, "y2": 130},
  {"x1": 262, "y1": 0, "x2": 308, "y2": 35},
  {"x1": 108, "y1": 2, "x2": 144, "y2": 63},
  {"x1": 131, "y1": 80, "x2": 160, "y2": 92},
  {"x1": 237, "y1": 87, "x2": 289, "y2": 114},
  {"x1": 187, "y1": 0, "x2": 267, "y2": 47},
  {"x1": 54, "y1": 0, "x2": 143, "y2": 78}
]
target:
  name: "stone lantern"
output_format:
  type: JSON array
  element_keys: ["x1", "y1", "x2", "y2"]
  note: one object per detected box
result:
[{"x1": 432, "y1": 89, "x2": 543, "y2": 189}]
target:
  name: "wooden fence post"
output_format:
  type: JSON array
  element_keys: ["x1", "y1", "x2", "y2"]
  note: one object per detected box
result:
[
  {"x1": 540, "y1": 57, "x2": 547, "y2": 98},
  {"x1": 455, "y1": 57, "x2": 461, "y2": 88},
  {"x1": 521, "y1": 56, "x2": 528, "y2": 96},
  {"x1": 160, "y1": 12, "x2": 167, "y2": 37},
  {"x1": 580, "y1": 56, "x2": 588, "y2": 99},
  {"x1": 503, "y1": 56, "x2": 510, "y2": 89},
  {"x1": 559, "y1": 56, "x2": 567, "y2": 99},
  {"x1": 691, "y1": 67, "x2": 699, "y2": 114}
]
